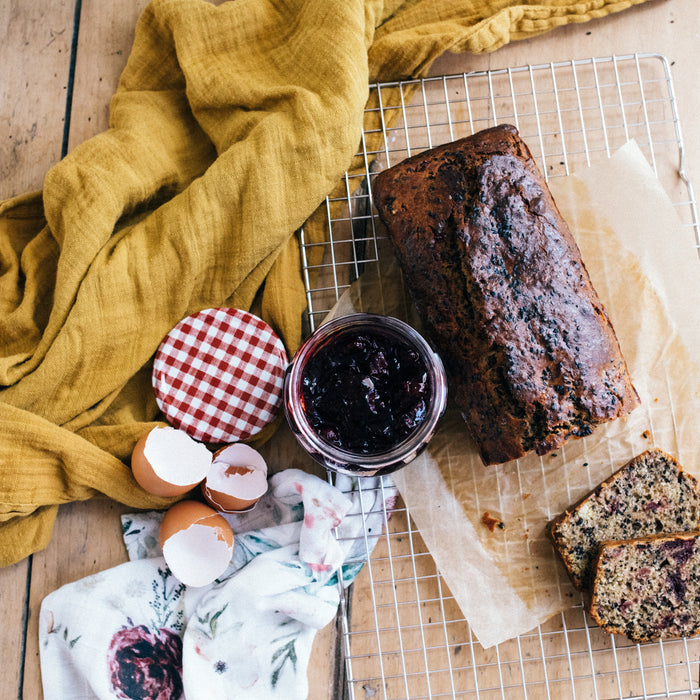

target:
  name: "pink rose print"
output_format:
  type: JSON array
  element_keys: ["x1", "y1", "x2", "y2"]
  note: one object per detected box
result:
[
  {"x1": 384, "y1": 494, "x2": 397, "y2": 517},
  {"x1": 107, "y1": 625, "x2": 183, "y2": 700}
]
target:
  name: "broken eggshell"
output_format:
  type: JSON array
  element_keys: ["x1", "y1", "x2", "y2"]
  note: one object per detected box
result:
[
  {"x1": 201, "y1": 443, "x2": 268, "y2": 513},
  {"x1": 159, "y1": 500, "x2": 234, "y2": 587},
  {"x1": 131, "y1": 425, "x2": 213, "y2": 497}
]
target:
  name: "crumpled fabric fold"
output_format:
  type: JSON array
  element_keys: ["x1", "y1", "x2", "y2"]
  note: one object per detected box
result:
[
  {"x1": 39, "y1": 469, "x2": 397, "y2": 699},
  {"x1": 0, "y1": 0, "x2": 650, "y2": 565}
]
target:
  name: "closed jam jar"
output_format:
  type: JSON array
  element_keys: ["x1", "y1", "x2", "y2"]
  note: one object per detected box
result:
[{"x1": 284, "y1": 313, "x2": 448, "y2": 476}]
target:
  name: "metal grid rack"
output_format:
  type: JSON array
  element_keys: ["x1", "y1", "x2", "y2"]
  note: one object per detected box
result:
[{"x1": 300, "y1": 54, "x2": 700, "y2": 700}]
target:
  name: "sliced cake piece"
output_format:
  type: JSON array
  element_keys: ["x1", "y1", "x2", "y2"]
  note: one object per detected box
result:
[
  {"x1": 589, "y1": 531, "x2": 700, "y2": 643},
  {"x1": 547, "y1": 449, "x2": 700, "y2": 590}
]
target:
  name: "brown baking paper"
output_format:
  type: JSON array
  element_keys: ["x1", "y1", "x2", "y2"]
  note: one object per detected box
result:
[{"x1": 327, "y1": 141, "x2": 700, "y2": 648}]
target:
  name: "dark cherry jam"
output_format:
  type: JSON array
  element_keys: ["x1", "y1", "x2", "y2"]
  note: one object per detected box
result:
[{"x1": 300, "y1": 328, "x2": 431, "y2": 454}]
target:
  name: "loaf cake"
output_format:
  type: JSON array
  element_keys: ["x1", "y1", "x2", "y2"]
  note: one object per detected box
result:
[
  {"x1": 589, "y1": 530, "x2": 700, "y2": 643},
  {"x1": 371, "y1": 124, "x2": 639, "y2": 465},
  {"x1": 547, "y1": 448, "x2": 700, "y2": 590}
]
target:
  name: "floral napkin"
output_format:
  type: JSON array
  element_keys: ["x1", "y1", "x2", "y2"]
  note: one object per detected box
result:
[{"x1": 39, "y1": 469, "x2": 395, "y2": 699}]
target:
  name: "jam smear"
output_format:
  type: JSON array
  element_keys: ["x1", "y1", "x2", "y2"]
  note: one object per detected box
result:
[{"x1": 301, "y1": 328, "x2": 431, "y2": 454}]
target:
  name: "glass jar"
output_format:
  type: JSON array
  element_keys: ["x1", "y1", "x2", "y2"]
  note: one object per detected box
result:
[{"x1": 284, "y1": 313, "x2": 448, "y2": 477}]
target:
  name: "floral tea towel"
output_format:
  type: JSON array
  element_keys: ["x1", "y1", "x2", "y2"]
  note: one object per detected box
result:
[{"x1": 39, "y1": 469, "x2": 396, "y2": 699}]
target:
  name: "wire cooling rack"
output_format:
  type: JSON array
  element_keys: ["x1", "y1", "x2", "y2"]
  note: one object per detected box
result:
[{"x1": 299, "y1": 54, "x2": 700, "y2": 700}]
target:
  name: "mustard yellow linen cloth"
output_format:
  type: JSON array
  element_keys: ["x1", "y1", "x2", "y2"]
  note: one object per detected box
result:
[{"x1": 0, "y1": 0, "x2": 649, "y2": 566}]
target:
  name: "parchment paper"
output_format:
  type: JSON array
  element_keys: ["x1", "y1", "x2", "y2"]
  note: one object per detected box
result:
[{"x1": 328, "y1": 141, "x2": 700, "y2": 648}]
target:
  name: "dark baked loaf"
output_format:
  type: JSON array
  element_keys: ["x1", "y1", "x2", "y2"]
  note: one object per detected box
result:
[
  {"x1": 547, "y1": 448, "x2": 700, "y2": 590},
  {"x1": 372, "y1": 124, "x2": 639, "y2": 465},
  {"x1": 589, "y1": 530, "x2": 700, "y2": 643}
]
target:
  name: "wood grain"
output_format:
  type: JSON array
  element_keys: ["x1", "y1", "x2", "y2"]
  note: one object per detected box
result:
[
  {"x1": 65, "y1": 0, "x2": 147, "y2": 149},
  {"x1": 0, "y1": 2, "x2": 75, "y2": 699},
  {"x1": 0, "y1": 1, "x2": 74, "y2": 199}
]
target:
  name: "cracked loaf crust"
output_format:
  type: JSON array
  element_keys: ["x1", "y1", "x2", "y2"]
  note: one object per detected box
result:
[
  {"x1": 547, "y1": 448, "x2": 700, "y2": 590},
  {"x1": 371, "y1": 124, "x2": 639, "y2": 465},
  {"x1": 589, "y1": 530, "x2": 700, "y2": 643}
]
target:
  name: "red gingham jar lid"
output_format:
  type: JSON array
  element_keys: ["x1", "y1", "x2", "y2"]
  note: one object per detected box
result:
[{"x1": 152, "y1": 308, "x2": 288, "y2": 443}]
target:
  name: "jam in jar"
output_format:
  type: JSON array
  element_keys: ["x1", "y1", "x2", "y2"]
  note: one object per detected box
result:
[{"x1": 284, "y1": 314, "x2": 447, "y2": 476}]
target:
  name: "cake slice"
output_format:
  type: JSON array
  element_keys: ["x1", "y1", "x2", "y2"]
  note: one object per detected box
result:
[
  {"x1": 589, "y1": 531, "x2": 700, "y2": 643},
  {"x1": 547, "y1": 449, "x2": 700, "y2": 590}
]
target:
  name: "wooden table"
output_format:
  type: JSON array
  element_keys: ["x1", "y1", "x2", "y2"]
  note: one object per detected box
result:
[{"x1": 1, "y1": 0, "x2": 698, "y2": 698}]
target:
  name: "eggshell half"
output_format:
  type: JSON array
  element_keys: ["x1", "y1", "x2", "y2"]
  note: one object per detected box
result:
[
  {"x1": 159, "y1": 500, "x2": 234, "y2": 587},
  {"x1": 131, "y1": 426, "x2": 212, "y2": 497},
  {"x1": 201, "y1": 443, "x2": 268, "y2": 513}
]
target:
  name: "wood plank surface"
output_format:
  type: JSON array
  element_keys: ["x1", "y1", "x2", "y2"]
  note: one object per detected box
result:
[
  {"x1": 65, "y1": 0, "x2": 148, "y2": 150},
  {"x1": 0, "y1": 3, "x2": 75, "y2": 699},
  {"x1": 1, "y1": 0, "x2": 699, "y2": 699},
  {"x1": 0, "y1": 1, "x2": 75, "y2": 199}
]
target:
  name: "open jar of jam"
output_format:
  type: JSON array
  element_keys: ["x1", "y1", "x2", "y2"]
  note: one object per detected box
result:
[{"x1": 284, "y1": 313, "x2": 447, "y2": 476}]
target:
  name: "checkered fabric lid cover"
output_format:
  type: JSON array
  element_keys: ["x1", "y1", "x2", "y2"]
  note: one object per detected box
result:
[{"x1": 152, "y1": 307, "x2": 288, "y2": 443}]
